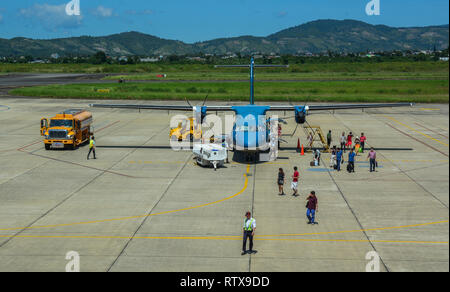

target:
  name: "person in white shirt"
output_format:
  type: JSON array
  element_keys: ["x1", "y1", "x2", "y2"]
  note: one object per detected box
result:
[
  {"x1": 242, "y1": 211, "x2": 256, "y2": 255},
  {"x1": 340, "y1": 132, "x2": 346, "y2": 153}
]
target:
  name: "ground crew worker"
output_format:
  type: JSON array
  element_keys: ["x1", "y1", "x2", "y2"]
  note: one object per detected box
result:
[
  {"x1": 87, "y1": 136, "x2": 96, "y2": 160},
  {"x1": 242, "y1": 211, "x2": 256, "y2": 255},
  {"x1": 222, "y1": 138, "x2": 229, "y2": 163},
  {"x1": 327, "y1": 130, "x2": 332, "y2": 148}
]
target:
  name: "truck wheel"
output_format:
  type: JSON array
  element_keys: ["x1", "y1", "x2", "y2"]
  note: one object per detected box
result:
[{"x1": 45, "y1": 144, "x2": 50, "y2": 150}]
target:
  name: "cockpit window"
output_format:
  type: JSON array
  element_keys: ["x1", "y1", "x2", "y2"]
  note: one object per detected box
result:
[
  {"x1": 236, "y1": 125, "x2": 257, "y2": 132},
  {"x1": 50, "y1": 119, "x2": 73, "y2": 128}
]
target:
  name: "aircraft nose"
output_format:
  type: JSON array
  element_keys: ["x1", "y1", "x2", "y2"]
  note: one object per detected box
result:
[{"x1": 235, "y1": 131, "x2": 258, "y2": 150}]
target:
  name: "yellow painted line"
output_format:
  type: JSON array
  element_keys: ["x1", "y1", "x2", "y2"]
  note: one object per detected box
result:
[
  {"x1": 420, "y1": 108, "x2": 441, "y2": 111},
  {"x1": 0, "y1": 165, "x2": 251, "y2": 232},
  {"x1": 0, "y1": 220, "x2": 447, "y2": 244},
  {"x1": 384, "y1": 115, "x2": 449, "y2": 147},
  {"x1": 129, "y1": 161, "x2": 186, "y2": 164},
  {"x1": 0, "y1": 235, "x2": 446, "y2": 245},
  {"x1": 254, "y1": 238, "x2": 448, "y2": 245},
  {"x1": 256, "y1": 220, "x2": 449, "y2": 238}
]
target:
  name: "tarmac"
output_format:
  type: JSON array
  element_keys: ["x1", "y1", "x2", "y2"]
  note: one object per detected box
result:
[{"x1": 0, "y1": 91, "x2": 448, "y2": 272}]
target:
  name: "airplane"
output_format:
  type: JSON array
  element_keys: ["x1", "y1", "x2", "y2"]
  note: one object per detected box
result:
[{"x1": 90, "y1": 57, "x2": 413, "y2": 161}]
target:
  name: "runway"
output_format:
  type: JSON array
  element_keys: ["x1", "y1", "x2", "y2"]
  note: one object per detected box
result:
[{"x1": 0, "y1": 92, "x2": 448, "y2": 271}]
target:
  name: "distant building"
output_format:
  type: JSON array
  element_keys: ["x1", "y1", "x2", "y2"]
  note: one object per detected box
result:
[
  {"x1": 50, "y1": 53, "x2": 60, "y2": 59},
  {"x1": 140, "y1": 57, "x2": 160, "y2": 63},
  {"x1": 187, "y1": 57, "x2": 206, "y2": 62},
  {"x1": 439, "y1": 57, "x2": 449, "y2": 62},
  {"x1": 222, "y1": 54, "x2": 237, "y2": 59}
]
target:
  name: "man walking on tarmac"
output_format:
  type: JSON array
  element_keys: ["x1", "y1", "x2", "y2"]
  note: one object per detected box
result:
[
  {"x1": 87, "y1": 136, "x2": 96, "y2": 160},
  {"x1": 306, "y1": 191, "x2": 318, "y2": 225},
  {"x1": 242, "y1": 211, "x2": 257, "y2": 255}
]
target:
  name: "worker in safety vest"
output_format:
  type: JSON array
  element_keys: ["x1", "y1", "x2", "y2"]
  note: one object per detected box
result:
[
  {"x1": 87, "y1": 136, "x2": 96, "y2": 160},
  {"x1": 242, "y1": 211, "x2": 257, "y2": 255},
  {"x1": 222, "y1": 139, "x2": 229, "y2": 163}
]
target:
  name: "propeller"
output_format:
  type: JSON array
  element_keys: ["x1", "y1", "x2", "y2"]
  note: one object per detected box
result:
[
  {"x1": 202, "y1": 93, "x2": 209, "y2": 107},
  {"x1": 184, "y1": 97, "x2": 193, "y2": 107}
]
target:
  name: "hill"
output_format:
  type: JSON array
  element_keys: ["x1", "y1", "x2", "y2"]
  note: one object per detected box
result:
[{"x1": 0, "y1": 20, "x2": 448, "y2": 57}]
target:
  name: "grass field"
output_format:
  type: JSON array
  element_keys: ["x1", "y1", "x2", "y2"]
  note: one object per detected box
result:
[
  {"x1": 10, "y1": 79, "x2": 449, "y2": 103},
  {"x1": 1, "y1": 61, "x2": 449, "y2": 78},
  {"x1": 103, "y1": 71, "x2": 449, "y2": 81},
  {"x1": 5, "y1": 61, "x2": 448, "y2": 103}
]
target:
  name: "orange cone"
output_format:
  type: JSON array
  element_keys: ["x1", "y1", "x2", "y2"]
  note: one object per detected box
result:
[{"x1": 301, "y1": 144, "x2": 304, "y2": 156}]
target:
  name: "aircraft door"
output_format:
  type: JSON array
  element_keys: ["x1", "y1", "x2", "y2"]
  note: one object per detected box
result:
[{"x1": 40, "y1": 118, "x2": 48, "y2": 136}]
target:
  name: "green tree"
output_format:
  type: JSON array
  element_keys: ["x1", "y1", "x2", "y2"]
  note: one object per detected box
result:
[{"x1": 90, "y1": 51, "x2": 107, "y2": 65}]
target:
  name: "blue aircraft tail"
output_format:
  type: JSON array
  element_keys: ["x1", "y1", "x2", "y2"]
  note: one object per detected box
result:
[{"x1": 215, "y1": 58, "x2": 289, "y2": 105}]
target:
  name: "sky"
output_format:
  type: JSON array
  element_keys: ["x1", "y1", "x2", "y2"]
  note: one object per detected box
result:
[{"x1": 0, "y1": 0, "x2": 448, "y2": 43}]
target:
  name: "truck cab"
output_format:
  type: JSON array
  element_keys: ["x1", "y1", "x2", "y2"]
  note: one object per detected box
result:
[
  {"x1": 41, "y1": 109, "x2": 92, "y2": 150},
  {"x1": 170, "y1": 117, "x2": 202, "y2": 142}
]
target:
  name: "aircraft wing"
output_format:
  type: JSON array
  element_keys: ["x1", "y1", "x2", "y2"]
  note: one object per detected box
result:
[
  {"x1": 89, "y1": 103, "x2": 234, "y2": 112},
  {"x1": 268, "y1": 103, "x2": 414, "y2": 112},
  {"x1": 90, "y1": 102, "x2": 413, "y2": 112}
]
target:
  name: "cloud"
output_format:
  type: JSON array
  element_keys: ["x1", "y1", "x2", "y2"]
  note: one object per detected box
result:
[
  {"x1": 19, "y1": 4, "x2": 82, "y2": 31},
  {"x1": 125, "y1": 9, "x2": 153, "y2": 16},
  {"x1": 92, "y1": 6, "x2": 114, "y2": 18}
]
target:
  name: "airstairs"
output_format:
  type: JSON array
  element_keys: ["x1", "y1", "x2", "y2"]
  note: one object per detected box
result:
[{"x1": 302, "y1": 125, "x2": 331, "y2": 153}]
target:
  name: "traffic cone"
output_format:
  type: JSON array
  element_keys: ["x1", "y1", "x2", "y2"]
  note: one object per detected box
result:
[
  {"x1": 301, "y1": 144, "x2": 304, "y2": 156},
  {"x1": 296, "y1": 138, "x2": 300, "y2": 153}
]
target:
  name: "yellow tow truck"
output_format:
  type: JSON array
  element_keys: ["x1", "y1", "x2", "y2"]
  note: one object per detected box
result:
[
  {"x1": 169, "y1": 117, "x2": 214, "y2": 142},
  {"x1": 170, "y1": 117, "x2": 201, "y2": 142}
]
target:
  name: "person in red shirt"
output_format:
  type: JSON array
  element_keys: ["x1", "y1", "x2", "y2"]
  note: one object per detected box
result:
[
  {"x1": 360, "y1": 133, "x2": 367, "y2": 153},
  {"x1": 291, "y1": 166, "x2": 299, "y2": 197},
  {"x1": 346, "y1": 132, "x2": 353, "y2": 149},
  {"x1": 306, "y1": 191, "x2": 318, "y2": 224},
  {"x1": 277, "y1": 124, "x2": 282, "y2": 149}
]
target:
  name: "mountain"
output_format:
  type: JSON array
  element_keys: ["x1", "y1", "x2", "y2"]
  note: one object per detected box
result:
[
  {"x1": 265, "y1": 20, "x2": 450, "y2": 54},
  {"x1": 0, "y1": 32, "x2": 195, "y2": 57},
  {"x1": 0, "y1": 20, "x2": 448, "y2": 57}
]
